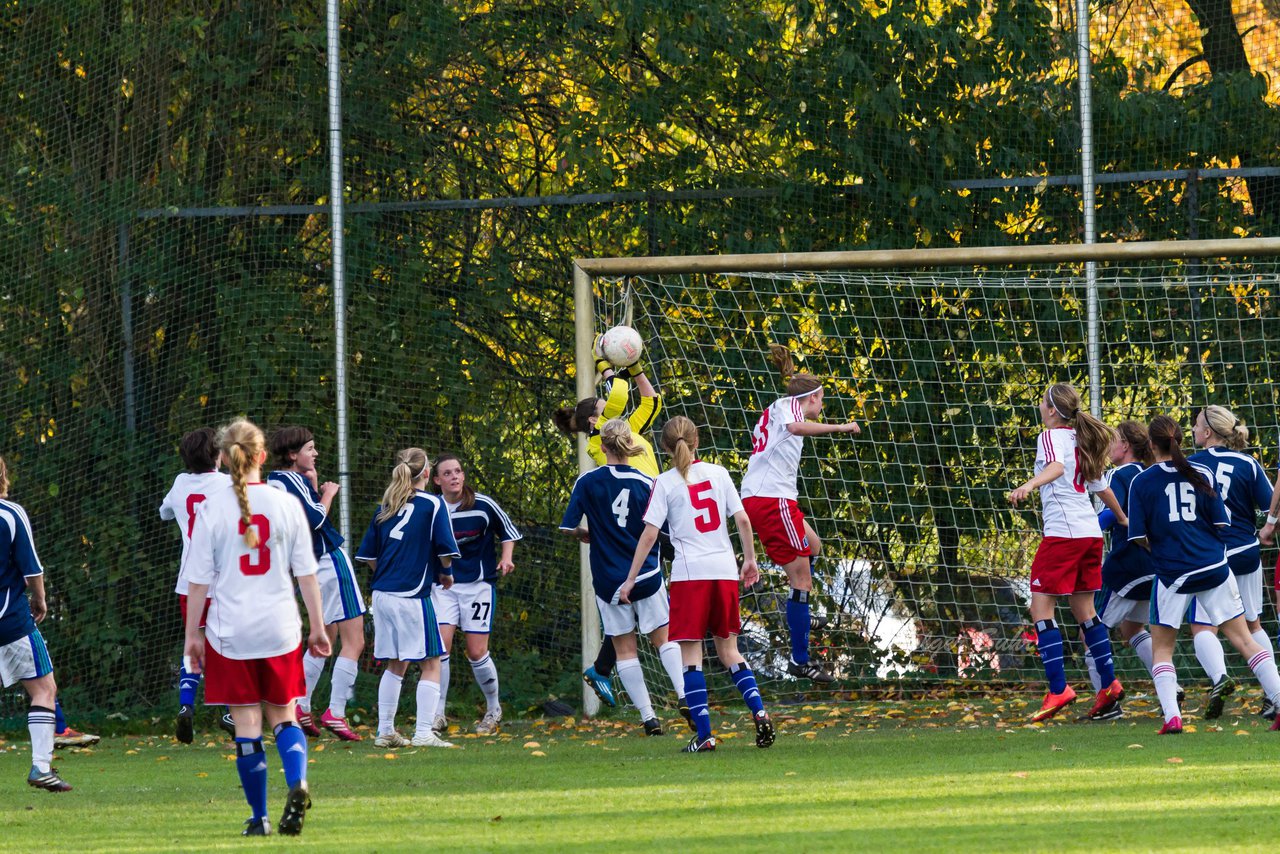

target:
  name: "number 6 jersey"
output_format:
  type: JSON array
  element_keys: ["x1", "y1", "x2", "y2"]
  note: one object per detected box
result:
[
  {"x1": 1035, "y1": 427, "x2": 1107, "y2": 538},
  {"x1": 186, "y1": 482, "x2": 319, "y2": 659},
  {"x1": 644, "y1": 461, "x2": 744, "y2": 583}
]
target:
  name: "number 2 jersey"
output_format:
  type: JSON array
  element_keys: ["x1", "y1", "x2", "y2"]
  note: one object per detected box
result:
[
  {"x1": 158, "y1": 470, "x2": 232, "y2": 595},
  {"x1": 560, "y1": 464, "x2": 661, "y2": 603},
  {"x1": 0, "y1": 499, "x2": 43, "y2": 646},
  {"x1": 1034, "y1": 427, "x2": 1106, "y2": 538},
  {"x1": 186, "y1": 483, "x2": 319, "y2": 659},
  {"x1": 644, "y1": 461, "x2": 744, "y2": 583},
  {"x1": 741, "y1": 396, "x2": 805, "y2": 501},
  {"x1": 1126, "y1": 462, "x2": 1229, "y2": 593},
  {"x1": 356, "y1": 491, "x2": 460, "y2": 597}
]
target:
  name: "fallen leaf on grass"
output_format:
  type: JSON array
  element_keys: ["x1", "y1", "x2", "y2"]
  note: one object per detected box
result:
[
  {"x1": 1167, "y1": 757, "x2": 1183, "y2": 764},
  {"x1": 384, "y1": 753, "x2": 397, "y2": 760},
  {"x1": 491, "y1": 816, "x2": 502, "y2": 822},
  {"x1": 523, "y1": 741, "x2": 541, "y2": 749},
  {"x1": 195, "y1": 772, "x2": 208, "y2": 778},
  {"x1": 530, "y1": 750, "x2": 546, "y2": 757},
  {"x1": 313, "y1": 744, "x2": 325, "y2": 752},
  {"x1": 1050, "y1": 745, "x2": 1064, "y2": 751},
  {"x1": 1011, "y1": 772, "x2": 1029, "y2": 779},
  {"x1": 1127, "y1": 744, "x2": 1144, "y2": 749},
  {"x1": 1235, "y1": 730, "x2": 1250, "y2": 736},
  {"x1": 784, "y1": 771, "x2": 797, "y2": 776}
]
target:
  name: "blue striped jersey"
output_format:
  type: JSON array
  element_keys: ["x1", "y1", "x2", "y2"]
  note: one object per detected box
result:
[
  {"x1": 443, "y1": 493, "x2": 522, "y2": 584},
  {"x1": 356, "y1": 491, "x2": 460, "y2": 598},
  {"x1": 0, "y1": 499, "x2": 42, "y2": 646},
  {"x1": 560, "y1": 465, "x2": 661, "y2": 603},
  {"x1": 267, "y1": 470, "x2": 344, "y2": 559},
  {"x1": 1127, "y1": 462, "x2": 1229, "y2": 593},
  {"x1": 1187, "y1": 447, "x2": 1273, "y2": 551}
]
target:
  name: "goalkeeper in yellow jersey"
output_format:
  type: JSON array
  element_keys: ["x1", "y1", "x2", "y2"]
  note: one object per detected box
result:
[{"x1": 555, "y1": 339, "x2": 662, "y2": 704}]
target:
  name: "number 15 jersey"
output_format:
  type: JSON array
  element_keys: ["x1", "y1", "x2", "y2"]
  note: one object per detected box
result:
[
  {"x1": 644, "y1": 461, "x2": 744, "y2": 583},
  {"x1": 187, "y1": 482, "x2": 319, "y2": 660}
]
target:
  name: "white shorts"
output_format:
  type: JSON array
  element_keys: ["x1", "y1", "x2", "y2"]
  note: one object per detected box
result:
[
  {"x1": 318, "y1": 547, "x2": 367, "y2": 625},
  {"x1": 1095, "y1": 588, "x2": 1149, "y2": 629},
  {"x1": 1153, "y1": 574, "x2": 1243, "y2": 630},
  {"x1": 432, "y1": 580, "x2": 496, "y2": 633},
  {"x1": 372, "y1": 591, "x2": 444, "y2": 662},
  {"x1": 596, "y1": 581, "x2": 670, "y2": 637},
  {"x1": 0, "y1": 628, "x2": 53, "y2": 688}
]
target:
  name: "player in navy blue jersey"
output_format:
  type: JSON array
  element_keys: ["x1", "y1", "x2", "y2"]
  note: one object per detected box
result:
[
  {"x1": 1127, "y1": 415, "x2": 1280, "y2": 734},
  {"x1": 1186, "y1": 405, "x2": 1275, "y2": 719},
  {"x1": 356, "y1": 448, "x2": 461, "y2": 749},
  {"x1": 429, "y1": 453, "x2": 522, "y2": 735},
  {"x1": 560, "y1": 419, "x2": 688, "y2": 735},
  {"x1": 268, "y1": 427, "x2": 367, "y2": 742},
  {"x1": 0, "y1": 457, "x2": 70, "y2": 792},
  {"x1": 1257, "y1": 440, "x2": 1280, "y2": 720}
]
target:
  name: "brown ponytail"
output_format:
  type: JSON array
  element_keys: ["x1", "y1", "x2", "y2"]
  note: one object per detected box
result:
[
  {"x1": 378, "y1": 448, "x2": 429, "y2": 523},
  {"x1": 1115, "y1": 420, "x2": 1153, "y2": 466},
  {"x1": 660, "y1": 416, "x2": 699, "y2": 481},
  {"x1": 553, "y1": 398, "x2": 602, "y2": 436},
  {"x1": 1149, "y1": 415, "x2": 1215, "y2": 496},
  {"x1": 218, "y1": 419, "x2": 266, "y2": 547},
  {"x1": 769, "y1": 344, "x2": 822, "y2": 397},
  {"x1": 1045, "y1": 383, "x2": 1113, "y2": 482}
]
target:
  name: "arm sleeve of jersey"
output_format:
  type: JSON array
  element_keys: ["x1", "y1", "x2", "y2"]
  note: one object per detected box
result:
[
  {"x1": 275, "y1": 473, "x2": 328, "y2": 530},
  {"x1": 481, "y1": 496, "x2": 522, "y2": 542},
  {"x1": 559, "y1": 481, "x2": 585, "y2": 531},
  {"x1": 1252, "y1": 459, "x2": 1274, "y2": 510},
  {"x1": 159, "y1": 489, "x2": 176, "y2": 520},
  {"x1": 1125, "y1": 481, "x2": 1147, "y2": 542},
  {"x1": 354, "y1": 514, "x2": 381, "y2": 562},
  {"x1": 287, "y1": 501, "x2": 320, "y2": 577},
  {"x1": 642, "y1": 477, "x2": 669, "y2": 528},
  {"x1": 1204, "y1": 490, "x2": 1230, "y2": 527},
  {"x1": 781, "y1": 397, "x2": 802, "y2": 427},
  {"x1": 10, "y1": 507, "x2": 43, "y2": 578},
  {"x1": 628, "y1": 392, "x2": 661, "y2": 435},
  {"x1": 1085, "y1": 477, "x2": 1107, "y2": 494},
  {"x1": 433, "y1": 501, "x2": 461, "y2": 558},
  {"x1": 721, "y1": 468, "x2": 745, "y2": 516},
  {"x1": 601, "y1": 376, "x2": 630, "y2": 421},
  {"x1": 186, "y1": 509, "x2": 217, "y2": 586},
  {"x1": 1044, "y1": 430, "x2": 1069, "y2": 466}
]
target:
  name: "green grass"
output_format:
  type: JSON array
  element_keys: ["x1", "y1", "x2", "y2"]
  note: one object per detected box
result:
[{"x1": 3, "y1": 693, "x2": 1278, "y2": 853}]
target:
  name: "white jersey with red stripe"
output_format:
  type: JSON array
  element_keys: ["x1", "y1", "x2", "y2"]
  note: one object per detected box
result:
[
  {"x1": 1035, "y1": 427, "x2": 1106, "y2": 538},
  {"x1": 186, "y1": 482, "x2": 319, "y2": 659},
  {"x1": 741, "y1": 396, "x2": 806, "y2": 501},
  {"x1": 644, "y1": 461, "x2": 745, "y2": 582},
  {"x1": 159, "y1": 471, "x2": 232, "y2": 595}
]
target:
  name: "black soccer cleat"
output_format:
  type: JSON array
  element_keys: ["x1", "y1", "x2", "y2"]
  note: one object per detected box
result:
[
  {"x1": 1261, "y1": 698, "x2": 1277, "y2": 721},
  {"x1": 642, "y1": 718, "x2": 663, "y2": 737},
  {"x1": 1088, "y1": 702, "x2": 1125, "y2": 721},
  {"x1": 787, "y1": 658, "x2": 836, "y2": 684},
  {"x1": 678, "y1": 702, "x2": 696, "y2": 733},
  {"x1": 753, "y1": 710, "x2": 775, "y2": 748},
  {"x1": 681, "y1": 735, "x2": 716, "y2": 753},
  {"x1": 176, "y1": 704, "x2": 194, "y2": 744},
  {"x1": 242, "y1": 817, "x2": 271, "y2": 836},
  {"x1": 218, "y1": 712, "x2": 237, "y2": 737},
  {"x1": 277, "y1": 782, "x2": 312, "y2": 836},
  {"x1": 1204, "y1": 675, "x2": 1236, "y2": 720},
  {"x1": 27, "y1": 766, "x2": 72, "y2": 793}
]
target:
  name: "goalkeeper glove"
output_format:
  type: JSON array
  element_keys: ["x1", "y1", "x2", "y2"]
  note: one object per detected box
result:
[{"x1": 619, "y1": 360, "x2": 648, "y2": 379}]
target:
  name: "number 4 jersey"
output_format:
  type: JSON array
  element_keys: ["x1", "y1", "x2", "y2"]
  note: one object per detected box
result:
[
  {"x1": 644, "y1": 461, "x2": 744, "y2": 583},
  {"x1": 186, "y1": 482, "x2": 319, "y2": 659},
  {"x1": 1035, "y1": 427, "x2": 1106, "y2": 539},
  {"x1": 560, "y1": 465, "x2": 661, "y2": 603}
]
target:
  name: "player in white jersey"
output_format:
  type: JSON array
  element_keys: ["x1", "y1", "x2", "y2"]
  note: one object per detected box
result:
[
  {"x1": 622, "y1": 416, "x2": 774, "y2": 753},
  {"x1": 184, "y1": 420, "x2": 330, "y2": 837},
  {"x1": 159, "y1": 427, "x2": 233, "y2": 743},
  {"x1": 1008, "y1": 383, "x2": 1128, "y2": 723},
  {"x1": 1186, "y1": 405, "x2": 1275, "y2": 719},
  {"x1": 740, "y1": 345, "x2": 860, "y2": 685}
]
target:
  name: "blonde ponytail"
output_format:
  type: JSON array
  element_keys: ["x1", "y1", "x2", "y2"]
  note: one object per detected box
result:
[
  {"x1": 660, "y1": 416, "x2": 699, "y2": 481},
  {"x1": 378, "y1": 448, "x2": 428, "y2": 523},
  {"x1": 769, "y1": 344, "x2": 822, "y2": 397},
  {"x1": 599, "y1": 418, "x2": 644, "y2": 460},
  {"x1": 218, "y1": 419, "x2": 266, "y2": 548},
  {"x1": 1203, "y1": 405, "x2": 1248, "y2": 451}
]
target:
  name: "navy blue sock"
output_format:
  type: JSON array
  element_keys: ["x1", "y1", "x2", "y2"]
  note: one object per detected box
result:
[
  {"x1": 682, "y1": 666, "x2": 712, "y2": 742},
  {"x1": 179, "y1": 663, "x2": 201, "y2": 707},
  {"x1": 1035, "y1": 619, "x2": 1067, "y2": 694},
  {"x1": 1081, "y1": 617, "x2": 1116, "y2": 687},
  {"x1": 786, "y1": 589, "x2": 811, "y2": 665},
  {"x1": 234, "y1": 738, "x2": 269, "y2": 821},
  {"x1": 272, "y1": 722, "x2": 308, "y2": 788},
  {"x1": 54, "y1": 699, "x2": 67, "y2": 734},
  {"x1": 729, "y1": 663, "x2": 764, "y2": 715}
]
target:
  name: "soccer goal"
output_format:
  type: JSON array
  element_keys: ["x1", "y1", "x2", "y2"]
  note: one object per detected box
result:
[{"x1": 573, "y1": 238, "x2": 1280, "y2": 711}]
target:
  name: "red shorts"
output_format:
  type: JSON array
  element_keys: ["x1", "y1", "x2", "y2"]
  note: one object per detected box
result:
[
  {"x1": 1274, "y1": 554, "x2": 1280, "y2": 591},
  {"x1": 179, "y1": 594, "x2": 211, "y2": 629},
  {"x1": 203, "y1": 643, "x2": 306, "y2": 707},
  {"x1": 1030, "y1": 537, "x2": 1103, "y2": 596},
  {"x1": 743, "y1": 496, "x2": 811, "y2": 566},
  {"x1": 669, "y1": 579, "x2": 741, "y2": 641}
]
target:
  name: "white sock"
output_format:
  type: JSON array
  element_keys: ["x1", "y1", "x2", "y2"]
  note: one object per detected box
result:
[
  {"x1": 616, "y1": 657, "x2": 654, "y2": 722},
  {"x1": 1129, "y1": 630, "x2": 1155, "y2": 676},
  {"x1": 301, "y1": 650, "x2": 327, "y2": 712},
  {"x1": 435, "y1": 655, "x2": 450, "y2": 721},
  {"x1": 28, "y1": 706, "x2": 55, "y2": 773},
  {"x1": 469, "y1": 654, "x2": 501, "y2": 715},
  {"x1": 1247, "y1": 649, "x2": 1280, "y2": 705},
  {"x1": 377, "y1": 670, "x2": 403, "y2": 736},
  {"x1": 328, "y1": 656, "x2": 359, "y2": 718},
  {"x1": 415, "y1": 679, "x2": 442, "y2": 739},
  {"x1": 1193, "y1": 631, "x2": 1228, "y2": 682},
  {"x1": 658, "y1": 641, "x2": 685, "y2": 699},
  {"x1": 1084, "y1": 650, "x2": 1102, "y2": 692},
  {"x1": 1252, "y1": 628, "x2": 1275, "y2": 658},
  {"x1": 1152, "y1": 662, "x2": 1181, "y2": 722}
]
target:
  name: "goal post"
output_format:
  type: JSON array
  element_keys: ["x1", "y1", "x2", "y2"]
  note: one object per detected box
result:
[{"x1": 573, "y1": 237, "x2": 1280, "y2": 703}]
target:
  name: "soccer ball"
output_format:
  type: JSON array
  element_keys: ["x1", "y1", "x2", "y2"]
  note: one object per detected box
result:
[{"x1": 599, "y1": 325, "x2": 644, "y2": 368}]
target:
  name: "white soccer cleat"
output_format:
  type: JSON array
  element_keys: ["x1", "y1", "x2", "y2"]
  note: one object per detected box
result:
[
  {"x1": 475, "y1": 708, "x2": 502, "y2": 735},
  {"x1": 373, "y1": 731, "x2": 411, "y2": 748},
  {"x1": 432, "y1": 714, "x2": 448, "y2": 733},
  {"x1": 411, "y1": 730, "x2": 456, "y2": 748}
]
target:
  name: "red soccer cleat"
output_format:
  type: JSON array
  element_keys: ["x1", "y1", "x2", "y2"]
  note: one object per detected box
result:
[
  {"x1": 1087, "y1": 678, "x2": 1125, "y2": 719},
  {"x1": 1270, "y1": 712, "x2": 1280, "y2": 732},
  {"x1": 318, "y1": 709, "x2": 362, "y2": 742},
  {"x1": 1030, "y1": 685, "x2": 1077, "y2": 723},
  {"x1": 295, "y1": 709, "x2": 322, "y2": 738},
  {"x1": 1158, "y1": 716, "x2": 1183, "y2": 735}
]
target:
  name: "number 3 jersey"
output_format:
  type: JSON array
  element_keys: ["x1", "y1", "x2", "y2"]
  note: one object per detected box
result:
[
  {"x1": 186, "y1": 483, "x2": 319, "y2": 659},
  {"x1": 1035, "y1": 427, "x2": 1106, "y2": 538},
  {"x1": 560, "y1": 465, "x2": 661, "y2": 603},
  {"x1": 644, "y1": 461, "x2": 744, "y2": 583},
  {"x1": 1126, "y1": 462, "x2": 1229, "y2": 590},
  {"x1": 158, "y1": 470, "x2": 232, "y2": 595}
]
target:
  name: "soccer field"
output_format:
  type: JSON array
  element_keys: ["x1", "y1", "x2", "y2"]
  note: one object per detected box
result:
[{"x1": 3, "y1": 695, "x2": 1277, "y2": 853}]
